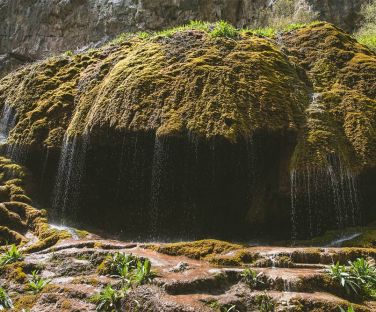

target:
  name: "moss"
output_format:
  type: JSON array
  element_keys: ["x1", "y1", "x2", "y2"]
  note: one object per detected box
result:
[
  {"x1": 0, "y1": 25, "x2": 309, "y2": 147},
  {"x1": 26, "y1": 218, "x2": 71, "y2": 253},
  {"x1": 0, "y1": 157, "x2": 54, "y2": 249},
  {"x1": 205, "y1": 249, "x2": 259, "y2": 266},
  {"x1": 0, "y1": 261, "x2": 27, "y2": 283},
  {"x1": 282, "y1": 22, "x2": 376, "y2": 171},
  {"x1": 153, "y1": 239, "x2": 244, "y2": 261},
  {"x1": 13, "y1": 293, "x2": 40, "y2": 310},
  {"x1": 0, "y1": 226, "x2": 25, "y2": 245}
]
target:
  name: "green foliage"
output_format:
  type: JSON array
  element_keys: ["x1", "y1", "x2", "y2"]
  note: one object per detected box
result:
[
  {"x1": 99, "y1": 252, "x2": 155, "y2": 287},
  {"x1": 254, "y1": 292, "x2": 275, "y2": 312},
  {"x1": 328, "y1": 258, "x2": 376, "y2": 298},
  {"x1": 157, "y1": 20, "x2": 238, "y2": 39},
  {"x1": 244, "y1": 27, "x2": 276, "y2": 38},
  {"x1": 156, "y1": 20, "x2": 210, "y2": 38},
  {"x1": 0, "y1": 287, "x2": 13, "y2": 310},
  {"x1": 210, "y1": 21, "x2": 238, "y2": 38},
  {"x1": 0, "y1": 244, "x2": 23, "y2": 266},
  {"x1": 356, "y1": 33, "x2": 376, "y2": 52},
  {"x1": 106, "y1": 252, "x2": 139, "y2": 276},
  {"x1": 339, "y1": 305, "x2": 355, "y2": 312},
  {"x1": 355, "y1": 0, "x2": 376, "y2": 51},
  {"x1": 241, "y1": 268, "x2": 265, "y2": 288},
  {"x1": 27, "y1": 270, "x2": 50, "y2": 293},
  {"x1": 91, "y1": 285, "x2": 125, "y2": 312},
  {"x1": 132, "y1": 259, "x2": 154, "y2": 286},
  {"x1": 63, "y1": 50, "x2": 73, "y2": 57}
]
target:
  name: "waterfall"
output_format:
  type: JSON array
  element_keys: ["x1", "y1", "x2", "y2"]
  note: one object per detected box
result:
[
  {"x1": 149, "y1": 136, "x2": 166, "y2": 240},
  {"x1": 0, "y1": 103, "x2": 17, "y2": 145},
  {"x1": 290, "y1": 162, "x2": 360, "y2": 239},
  {"x1": 52, "y1": 133, "x2": 89, "y2": 224}
]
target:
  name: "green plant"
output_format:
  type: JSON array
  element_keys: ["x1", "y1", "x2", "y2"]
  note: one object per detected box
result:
[
  {"x1": 0, "y1": 244, "x2": 23, "y2": 266},
  {"x1": 107, "y1": 252, "x2": 139, "y2": 277},
  {"x1": 255, "y1": 292, "x2": 275, "y2": 312},
  {"x1": 210, "y1": 20, "x2": 238, "y2": 38},
  {"x1": 0, "y1": 287, "x2": 13, "y2": 310},
  {"x1": 28, "y1": 270, "x2": 50, "y2": 293},
  {"x1": 99, "y1": 253, "x2": 155, "y2": 287},
  {"x1": 241, "y1": 268, "x2": 264, "y2": 288},
  {"x1": 91, "y1": 285, "x2": 125, "y2": 312},
  {"x1": 328, "y1": 258, "x2": 376, "y2": 298},
  {"x1": 132, "y1": 259, "x2": 155, "y2": 286},
  {"x1": 339, "y1": 306, "x2": 355, "y2": 312},
  {"x1": 328, "y1": 262, "x2": 360, "y2": 295}
]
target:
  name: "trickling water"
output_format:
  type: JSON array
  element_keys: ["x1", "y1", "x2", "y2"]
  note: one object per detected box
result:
[
  {"x1": 149, "y1": 136, "x2": 166, "y2": 239},
  {"x1": 290, "y1": 164, "x2": 360, "y2": 239},
  {"x1": 0, "y1": 103, "x2": 17, "y2": 144},
  {"x1": 53, "y1": 133, "x2": 89, "y2": 223},
  {"x1": 50, "y1": 224, "x2": 79, "y2": 240},
  {"x1": 327, "y1": 233, "x2": 362, "y2": 247},
  {"x1": 290, "y1": 93, "x2": 361, "y2": 239}
]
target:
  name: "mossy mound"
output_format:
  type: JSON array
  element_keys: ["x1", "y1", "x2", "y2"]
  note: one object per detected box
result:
[
  {"x1": 282, "y1": 22, "x2": 376, "y2": 171},
  {"x1": 0, "y1": 26, "x2": 309, "y2": 149}
]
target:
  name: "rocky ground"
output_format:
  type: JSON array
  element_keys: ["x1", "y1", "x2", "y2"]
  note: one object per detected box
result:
[{"x1": 1, "y1": 230, "x2": 376, "y2": 311}]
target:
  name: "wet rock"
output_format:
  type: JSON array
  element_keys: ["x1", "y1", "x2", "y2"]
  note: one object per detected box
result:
[{"x1": 169, "y1": 262, "x2": 190, "y2": 273}]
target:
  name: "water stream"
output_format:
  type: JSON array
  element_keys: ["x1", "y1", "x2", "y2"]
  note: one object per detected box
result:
[
  {"x1": 52, "y1": 133, "x2": 89, "y2": 223},
  {"x1": 0, "y1": 103, "x2": 16, "y2": 145}
]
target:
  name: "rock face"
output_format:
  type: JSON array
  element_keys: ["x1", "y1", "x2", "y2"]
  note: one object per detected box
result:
[
  {"x1": 0, "y1": 22, "x2": 374, "y2": 240},
  {"x1": 0, "y1": 0, "x2": 368, "y2": 76}
]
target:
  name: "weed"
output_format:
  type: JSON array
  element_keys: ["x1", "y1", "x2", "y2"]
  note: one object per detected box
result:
[
  {"x1": 0, "y1": 244, "x2": 23, "y2": 266},
  {"x1": 28, "y1": 270, "x2": 50, "y2": 293},
  {"x1": 241, "y1": 268, "x2": 265, "y2": 288},
  {"x1": 0, "y1": 287, "x2": 13, "y2": 310}
]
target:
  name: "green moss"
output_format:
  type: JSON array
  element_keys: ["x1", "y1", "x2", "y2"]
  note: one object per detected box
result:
[
  {"x1": 13, "y1": 293, "x2": 40, "y2": 310},
  {"x1": 0, "y1": 153, "x2": 70, "y2": 252},
  {"x1": 282, "y1": 22, "x2": 376, "y2": 171},
  {"x1": 153, "y1": 239, "x2": 243, "y2": 261},
  {"x1": 0, "y1": 22, "x2": 310, "y2": 146},
  {"x1": 0, "y1": 261, "x2": 27, "y2": 283}
]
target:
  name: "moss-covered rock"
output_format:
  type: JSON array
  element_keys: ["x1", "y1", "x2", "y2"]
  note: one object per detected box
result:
[
  {"x1": 151, "y1": 239, "x2": 244, "y2": 261},
  {"x1": 0, "y1": 27, "x2": 310, "y2": 149},
  {"x1": 282, "y1": 22, "x2": 376, "y2": 171}
]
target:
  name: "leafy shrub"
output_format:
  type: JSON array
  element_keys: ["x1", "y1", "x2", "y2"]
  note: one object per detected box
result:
[
  {"x1": 91, "y1": 285, "x2": 124, "y2": 312},
  {"x1": 0, "y1": 287, "x2": 13, "y2": 310},
  {"x1": 0, "y1": 244, "x2": 23, "y2": 266},
  {"x1": 241, "y1": 268, "x2": 265, "y2": 288},
  {"x1": 328, "y1": 258, "x2": 376, "y2": 298},
  {"x1": 28, "y1": 270, "x2": 50, "y2": 293},
  {"x1": 254, "y1": 292, "x2": 275, "y2": 312}
]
